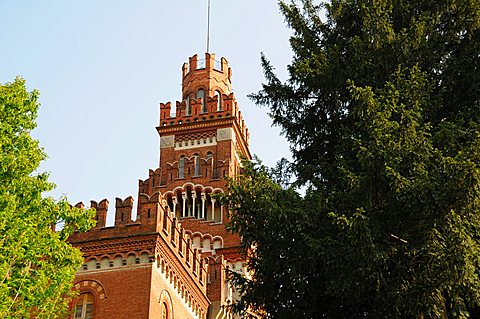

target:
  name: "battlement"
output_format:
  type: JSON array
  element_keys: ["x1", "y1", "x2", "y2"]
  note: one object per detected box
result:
[
  {"x1": 160, "y1": 91, "x2": 236, "y2": 120},
  {"x1": 182, "y1": 53, "x2": 232, "y2": 97},
  {"x1": 182, "y1": 53, "x2": 229, "y2": 76},
  {"x1": 157, "y1": 201, "x2": 209, "y2": 291},
  {"x1": 158, "y1": 91, "x2": 250, "y2": 148},
  {"x1": 70, "y1": 193, "x2": 209, "y2": 297}
]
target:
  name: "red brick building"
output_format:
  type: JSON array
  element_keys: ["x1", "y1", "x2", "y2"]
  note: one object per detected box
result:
[{"x1": 68, "y1": 53, "x2": 251, "y2": 319}]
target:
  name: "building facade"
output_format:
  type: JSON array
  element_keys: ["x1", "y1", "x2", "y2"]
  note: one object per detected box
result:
[{"x1": 68, "y1": 53, "x2": 251, "y2": 319}]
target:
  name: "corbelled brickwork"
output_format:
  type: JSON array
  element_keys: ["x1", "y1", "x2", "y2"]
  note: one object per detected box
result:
[{"x1": 68, "y1": 53, "x2": 251, "y2": 319}]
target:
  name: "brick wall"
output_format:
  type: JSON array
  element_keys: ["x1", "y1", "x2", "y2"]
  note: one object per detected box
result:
[{"x1": 74, "y1": 265, "x2": 152, "y2": 319}]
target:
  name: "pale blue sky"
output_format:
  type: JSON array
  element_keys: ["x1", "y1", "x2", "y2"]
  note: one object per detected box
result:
[{"x1": 0, "y1": 1, "x2": 293, "y2": 223}]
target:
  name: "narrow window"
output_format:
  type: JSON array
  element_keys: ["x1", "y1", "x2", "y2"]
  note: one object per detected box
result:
[
  {"x1": 194, "y1": 154, "x2": 200, "y2": 176},
  {"x1": 215, "y1": 90, "x2": 222, "y2": 111},
  {"x1": 185, "y1": 95, "x2": 191, "y2": 116},
  {"x1": 197, "y1": 89, "x2": 206, "y2": 113},
  {"x1": 74, "y1": 293, "x2": 94, "y2": 319},
  {"x1": 179, "y1": 156, "x2": 185, "y2": 178},
  {"x1": 161, "y1": 302, "x2": 168, "y2": 319},
  {"x1": 206, "y1": 152, "x2": 213, "y2": 178}
]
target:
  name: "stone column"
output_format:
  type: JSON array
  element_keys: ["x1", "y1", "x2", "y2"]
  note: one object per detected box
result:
[
  {"x1": 201, "y1": 193, "x2": 206, "y2": 219},
  {"x1": 182, "y1": 192, "x2": 187, "y2": 217},
  {"x1": 211, "y1": 198, "x2": 216, "y2": 221},
  {"x1": 191, "y1": 191, "x2": 197, "y2": 218}
]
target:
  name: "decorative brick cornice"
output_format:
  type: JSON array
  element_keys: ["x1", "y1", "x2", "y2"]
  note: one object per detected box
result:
[{"x1": 157, "y1": 118, "x2": 235, "y2": 134}]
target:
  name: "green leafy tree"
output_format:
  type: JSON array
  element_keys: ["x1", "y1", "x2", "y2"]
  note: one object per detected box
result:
[
  {"x1": 224, "y1": 0, "x2": 480, "y2": 318},
  {"x1": 0, "y1": 78, "x2": 95, "y2": 318}
]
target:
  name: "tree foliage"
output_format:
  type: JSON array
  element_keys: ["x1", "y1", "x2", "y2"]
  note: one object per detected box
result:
[
  {"x1": 0, "y1": 78, "x2": 95, "y2": 318},
  {"x1": 224, "y1": 0, "x2": 480, "y2": 318}
]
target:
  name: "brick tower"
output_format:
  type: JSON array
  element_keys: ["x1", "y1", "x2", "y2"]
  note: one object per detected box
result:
[{"x1": 68, "y1": 53, "x2": 251, "y2": 319}]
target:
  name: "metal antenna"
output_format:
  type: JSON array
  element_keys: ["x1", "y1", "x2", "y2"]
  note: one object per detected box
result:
[{"x1": 206, "y1": 0, "x2": 211, "y2": 52}]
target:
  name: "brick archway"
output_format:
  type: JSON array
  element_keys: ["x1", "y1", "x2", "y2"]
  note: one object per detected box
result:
[
  {"x1": 74, "y1": 280, "x2": 107, "y2": 300},
  {"x1": 71, "y1": 280, "x2": 106, "y2": 318}
]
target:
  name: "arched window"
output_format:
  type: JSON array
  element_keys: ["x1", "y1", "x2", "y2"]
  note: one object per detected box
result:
[
  {"x1": 206, "y1": 152, "x2": 214, "y2": 178},
  {"x1": 159, "y1": 290, "x2": 173, "y2": 319},
  {"x1": 215, "y1": 90, "x2": 222, "y2": 111},
  {"x1": 185, "y1": 95, "x2": 191, "y2": 116},
  {"x1": 74, "y1": 293, "x2": 94, "y2": 319},
  {"x1": 179, "y1": 156, "x2": 185, "y2": 178},
  {"x1": 197, "y1": 89, "x2": 206, "y2": 113},
  {"x1": 194, "y1": 154, "x2": 200, "y2": 176}
]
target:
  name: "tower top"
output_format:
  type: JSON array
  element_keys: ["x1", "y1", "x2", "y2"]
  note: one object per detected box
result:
[
  {"x1": 158, "y1": 52, "x2": 250, "y2": 157},
  {"x1": 181, "y1": 53, "x2": 232, "y2": 99}
]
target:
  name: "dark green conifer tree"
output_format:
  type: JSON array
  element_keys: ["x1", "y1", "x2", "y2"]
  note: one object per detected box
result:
[{"x1": 224, "y1": 1, "x2": 480, "y2": 318}]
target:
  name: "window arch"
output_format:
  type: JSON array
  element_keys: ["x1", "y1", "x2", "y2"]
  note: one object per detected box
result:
[
  {"x1": 197, "y1": 89, "x2": 206, "y2": 113},
  {"x1": 159, "y1": 290, "x2": 173, "y2": 319},
  {"x1": 179, "y1": 156, "x2": 185, "y2": 178},
  {"x1": 74, "y1": 293, "x2": 94, "y2": 319},
  {"x1": 215, "y1": 90, "x2": 222, "y2": 111}
]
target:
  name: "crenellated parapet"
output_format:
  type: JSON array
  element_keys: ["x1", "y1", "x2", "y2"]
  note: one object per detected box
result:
[
  {"x1": 158, "y1": 92, "x2": 249, "y2": 148},
  {"x1": 138, "y1": 168, "x2": 164, "y2": 195},
  {"x1": 182, "y1": 53, "x2": 232, "y2": 97},
  {"x1": 152, "y1": 195, "x2": 211, "y2": 319},
  {"x1": 69, "y1": 192, "x2": 209, "y2": 313},
  {"x1": 160, "y1": 92, "x2": 237, "y2": 120},
  {"x1": 115, "y1": 196, "x2": 134, "y2": 226},
  {"x1": 70, "y1": 195, "x2": 162, "y2": 242},
  {"x1": 88, "y1": 199, "x2": 109, "y2": 228},
  {"x1": 155, "y1": 206, "x2": 208, "y2": 286}
]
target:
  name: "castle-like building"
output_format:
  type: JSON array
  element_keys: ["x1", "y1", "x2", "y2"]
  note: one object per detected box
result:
[{"x1": 68, "y1": 53, "x2": 251, "y2": 319}]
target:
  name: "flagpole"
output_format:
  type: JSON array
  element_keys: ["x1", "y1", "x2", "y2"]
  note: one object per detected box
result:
[{"x1": 206, "y1": 0, "x2": 211, "y2": 52}]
